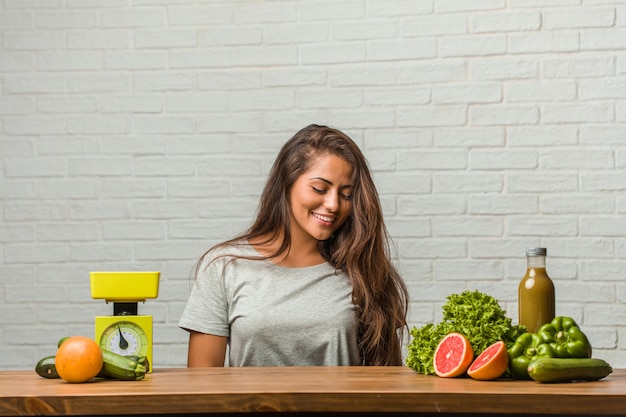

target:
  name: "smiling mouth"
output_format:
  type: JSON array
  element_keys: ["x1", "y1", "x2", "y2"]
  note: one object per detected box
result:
[{"x1": 312, "y1": 212, "x2": 335, "y2": 225}]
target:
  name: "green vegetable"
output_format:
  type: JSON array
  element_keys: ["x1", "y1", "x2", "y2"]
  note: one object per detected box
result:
[
  {"x1": 508, "y1": 332, "x2": 556, "y2": 380},
  {"x1": 405, "y1": 323, "x2": 440, "y2": 374},
  {"x1": 508, "y1": 316, "x2": 593, "y2": 379},
  {"x1": 406, "y1": 290, "x2": 525, "y2": 375},
  {"x1": 57, "y1": 337, "x2": 69, "y2": 348},
  {"x1": 538, "y1": 316, "x2": 593, "y2": 358},
  {"x1": 35, "y1": 356, "x2": 60, "y2": 379},
  {"x1": 99, "y1": 350, "x2": 147, "y2": 381},
  {"x1": 527, "y1": 357, "x2": 612, "y2": 383}
]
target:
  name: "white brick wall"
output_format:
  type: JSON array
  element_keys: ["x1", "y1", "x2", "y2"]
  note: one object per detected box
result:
[{"x1": 1, "y1": 1, "x2": 625, "y2": 370}]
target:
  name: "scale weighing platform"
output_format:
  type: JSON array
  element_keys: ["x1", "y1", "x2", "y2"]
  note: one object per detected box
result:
[{"x1": 90, "y1": 271, "x2": 160, "y2": 372}]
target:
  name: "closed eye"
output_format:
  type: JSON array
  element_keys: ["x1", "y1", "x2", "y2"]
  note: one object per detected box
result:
[{"x1": 311, "y1": 186, "x2": 351, "y2": 201}]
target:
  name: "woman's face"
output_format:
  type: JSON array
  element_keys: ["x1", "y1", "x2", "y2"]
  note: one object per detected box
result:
[{"x1": 289, "y1": 154, "x2": 354, "y2": 244}]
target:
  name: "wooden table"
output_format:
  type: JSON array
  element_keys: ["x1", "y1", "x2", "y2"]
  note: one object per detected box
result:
[{"x1": 1, "y1": 367, "x2": 625, "y2": 416}]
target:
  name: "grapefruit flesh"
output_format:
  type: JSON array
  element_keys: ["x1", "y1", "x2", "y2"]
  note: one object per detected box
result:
[
  {"x1": 467, "y1": 340, "x2": 509, "y2": 381},
  {"x1": 433, "y1": 332, "x2": 474, "y2": 378}
]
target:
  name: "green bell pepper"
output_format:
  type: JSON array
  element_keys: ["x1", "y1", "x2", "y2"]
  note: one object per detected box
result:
[
  {"x1": 508, "y1": 332, "x2": 556, "y2": 380},
  {"x1": 538, "y1": 316, "x2": 592, "y2": 358}
]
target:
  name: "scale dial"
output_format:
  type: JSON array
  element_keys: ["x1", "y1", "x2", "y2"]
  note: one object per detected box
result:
[{"x1": 99, "y1": 320, "x2": 149, "y2": 357}]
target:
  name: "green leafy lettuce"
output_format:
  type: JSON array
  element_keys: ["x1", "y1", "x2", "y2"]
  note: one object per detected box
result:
[{"x1": 405, "y1": 290, "x2": 526, "y2": 375}]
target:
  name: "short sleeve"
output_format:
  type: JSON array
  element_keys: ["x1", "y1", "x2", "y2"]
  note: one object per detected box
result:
[{"x1": 178, "y1": 255, "x2": 230, "y2": 337}]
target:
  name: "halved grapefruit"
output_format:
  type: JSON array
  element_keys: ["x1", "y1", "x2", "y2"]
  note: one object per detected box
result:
[
  {"x1": 433, "y1": 332, "x2": 474, "y2": 378},
  {"x1": 467, "y1": 340, "x2": 509, "y2": 381}
]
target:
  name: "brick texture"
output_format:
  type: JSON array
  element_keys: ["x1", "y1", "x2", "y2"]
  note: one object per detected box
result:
[{"x1": 1, "y1": 1, "x2": 625, "y2": 370}]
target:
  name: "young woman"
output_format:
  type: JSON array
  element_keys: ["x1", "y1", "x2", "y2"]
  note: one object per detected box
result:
[{"x1": 179, "y1": 124, "x2": 408, "y2": 367}]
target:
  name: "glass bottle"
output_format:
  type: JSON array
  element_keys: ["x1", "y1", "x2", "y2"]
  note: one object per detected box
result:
[{"x1": 518, "y1": 247, "x2": 555, "y2": 333}]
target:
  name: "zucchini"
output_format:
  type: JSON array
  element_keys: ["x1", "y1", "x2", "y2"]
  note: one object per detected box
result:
[
  {"x1": 99, "y1": 349, "x2": 147, "y2": 381},
  {"x1": 125, "y1": 355, "x2": 150, "y2": 373},
  {"x1": 35, "y1": 355, "x2": 60, "y2": 379},
  {"x1": 57, "y1": 337, "x2": 69, "y2": 348},
  {"x1": 528, "y1": 357, "x2": 613, "y2": 383}
]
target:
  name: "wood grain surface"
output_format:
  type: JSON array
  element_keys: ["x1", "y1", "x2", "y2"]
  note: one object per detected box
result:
[{"x1": 1, "y1": 366, "x2": 624, "y2": 416}]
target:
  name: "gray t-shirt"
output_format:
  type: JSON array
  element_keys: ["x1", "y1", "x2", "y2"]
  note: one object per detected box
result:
[{"x1": 179, "y1": 243, "x2": 361, "y2": 366}]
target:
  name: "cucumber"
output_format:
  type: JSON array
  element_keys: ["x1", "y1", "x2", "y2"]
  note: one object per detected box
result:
[
  {"x1": 527, "y1": 357, "x2": 613, "y2": 383},
  {"x1": 35, "y1": 355, "x2": 60, "y2": 379}
]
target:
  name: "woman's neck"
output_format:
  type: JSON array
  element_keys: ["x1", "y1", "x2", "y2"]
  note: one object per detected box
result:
[{"x1": 250, "y1": 233, "x2": 325, "y2": 268}]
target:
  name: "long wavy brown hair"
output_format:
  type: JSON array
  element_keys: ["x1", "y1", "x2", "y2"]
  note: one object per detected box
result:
[{"x1": 198, "y1": 124, "x2": 409, "y2": 366}]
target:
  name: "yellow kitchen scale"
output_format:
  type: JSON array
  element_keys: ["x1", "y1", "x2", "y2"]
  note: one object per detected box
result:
[{"x1": 90, "y1": 271, "x2": 160, "y2": 372}]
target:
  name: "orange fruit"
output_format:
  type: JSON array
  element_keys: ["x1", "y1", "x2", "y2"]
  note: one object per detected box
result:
[
  {"x1": 55, "y1": 336, "x2": 103, "y2": 383},
  {"x1": 467, "y1": 340, "x2": 509, "y2": 381},
  {"x1": 433, "y1": 332, "x2": 474, "y2": 378}
]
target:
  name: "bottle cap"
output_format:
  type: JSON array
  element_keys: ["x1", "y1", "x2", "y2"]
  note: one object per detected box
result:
[{"x1": 526, "y1": 247, "x2": 547, "y2": 256}]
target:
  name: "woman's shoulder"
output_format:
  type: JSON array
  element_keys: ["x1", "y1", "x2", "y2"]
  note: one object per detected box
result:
[
  {"x1": 195, "y1": 241, "x2": 257, "y2": 279},
  {"x1": 203, "y1": 240, "x2": 256, "y2": 261}
]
